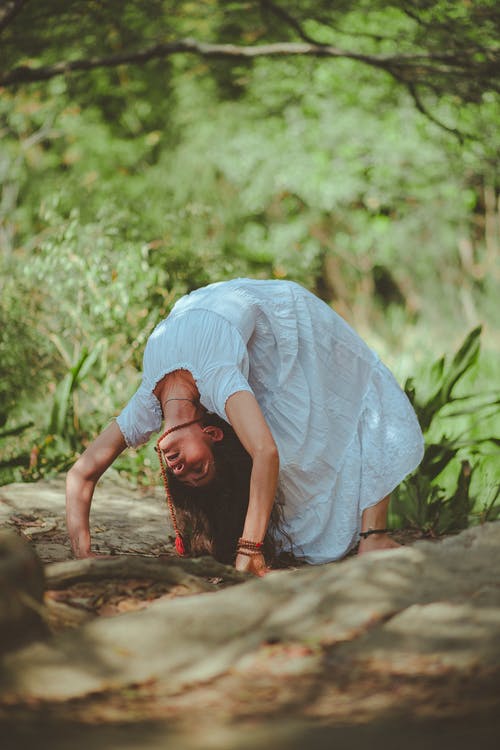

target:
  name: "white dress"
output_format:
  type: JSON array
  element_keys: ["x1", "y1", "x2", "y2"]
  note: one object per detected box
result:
[{"x1": 116, "y1": 279, "x2": 424, "y2": 563}]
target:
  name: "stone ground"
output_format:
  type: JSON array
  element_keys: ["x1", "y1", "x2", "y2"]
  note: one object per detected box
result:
[{"x1": 1, "y1": 476, "x2": 499, "y2": 749}]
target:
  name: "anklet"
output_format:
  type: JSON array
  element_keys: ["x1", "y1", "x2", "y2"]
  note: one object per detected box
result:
[{"x1": 359, "y1": 528, "x2": 390, "y2": 539}]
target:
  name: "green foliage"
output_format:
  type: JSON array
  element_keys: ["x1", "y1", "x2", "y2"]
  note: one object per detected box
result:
[
  {"x1": 1, "y1": 1, "x2": 499, "y2": 113},
  {"x1": 0, "y1": 268, "x2": 47, "y2": 428},
  {"x1": 0, "y1": 0, "x2": 498, "y2": 529},
  {"x1": 405, "y1": 327, "x2": 482, "y2": 433},
  {"x1": 395, "y1": 462, "x2": 474, "y2": 535},
  {"x1": 470, "y1": 465, "x2": 500, "y2": 524},
  {"x1": 47, "y1": 344, "x2": 105, "y2": 440},
  {"x1": 393, "y1": 329, "x2": 500, "y2": 534},
  {"x1": 0, "y1": 300, "x2": 36, "y2": 428}
]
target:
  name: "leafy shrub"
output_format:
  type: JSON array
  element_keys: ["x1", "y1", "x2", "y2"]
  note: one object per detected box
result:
[
  {"x1": 0, "y1": 287, "x2": 43, "y2": 428},
  {"x1": 393, "y1": 327, "x2": 500, "y2": 534}
]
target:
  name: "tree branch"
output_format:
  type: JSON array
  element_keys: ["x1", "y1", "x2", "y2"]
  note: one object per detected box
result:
[
  {"x1": 401, "y1": 5, "x2": 429, "y2": 30},
  {"x1": 0, "y1": 36, "x2": 485, "y2": 88},
  {"x1": 405, "y1": 81, "x2": 466, "y2": 142},
  {"x1": 260, "y1": 0, "x2": 323, "y2": 46}
]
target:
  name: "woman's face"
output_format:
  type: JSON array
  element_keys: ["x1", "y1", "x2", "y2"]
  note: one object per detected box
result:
[{"x1": 158, "y1": 424, "x2": 223, "y2": 487}]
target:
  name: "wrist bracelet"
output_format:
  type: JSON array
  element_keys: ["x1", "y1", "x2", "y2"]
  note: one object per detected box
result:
[
  {"x1": 359, "y1": 528, "x2": 390, "y2": 539},
  {"x1": 237, "y1": 537, "x2": 264, "y2": 549}
]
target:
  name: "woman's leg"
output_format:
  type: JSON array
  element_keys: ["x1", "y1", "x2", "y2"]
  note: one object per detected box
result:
[{"x1": 357, "y1": 495, "x2": 401, "y2": 555}]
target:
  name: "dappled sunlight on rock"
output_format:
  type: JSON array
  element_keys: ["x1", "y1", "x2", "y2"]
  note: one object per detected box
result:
[{"x1": 1, "y1": 479, "x2": 499, "y2": 748}]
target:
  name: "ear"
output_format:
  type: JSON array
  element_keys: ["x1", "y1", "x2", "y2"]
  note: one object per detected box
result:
[{"x1": 202, "y1": 425, "x2": 224, "y2": 443}]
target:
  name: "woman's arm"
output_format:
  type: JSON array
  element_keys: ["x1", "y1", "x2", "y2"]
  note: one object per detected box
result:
[
  {"x1": 225, "y1": 391, "x2": 279, "y2": 575},
  {"x1": 66, "y1": 421, "x2": 127, "y2": 558}
]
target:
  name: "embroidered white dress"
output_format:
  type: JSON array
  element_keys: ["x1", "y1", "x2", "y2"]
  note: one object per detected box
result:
[{"x1": 116, "y1": 279, "x2": 424, "y2": 563}]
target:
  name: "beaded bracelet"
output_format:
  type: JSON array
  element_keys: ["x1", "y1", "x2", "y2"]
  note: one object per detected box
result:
[{"x1": 237, "y1": 537, "x2": 264, "y2": 549}]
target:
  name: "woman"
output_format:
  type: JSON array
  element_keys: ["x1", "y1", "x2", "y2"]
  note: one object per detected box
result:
[{"x1": 66, "y1": 278, "x2": 424, "y2": 575}]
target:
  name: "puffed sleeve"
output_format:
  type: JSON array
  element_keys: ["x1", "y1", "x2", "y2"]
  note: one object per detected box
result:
[
  {"x1": 182, "y1": 311, "x2": 254, "y2": 420},
  {"x1": 115, "y1": 383, "x2": 163, "y2": 448},
  {"x1": 116, "y1": 309, "x2": 255, "y2": 444},
  {"x1": 198, "y1": 363, "x2": 254, "y2": 420}
]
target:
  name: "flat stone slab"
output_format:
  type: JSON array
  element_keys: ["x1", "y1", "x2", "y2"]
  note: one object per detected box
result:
[
  {"x1": 1, "y1": 478, "x2": 499, "y2": 749},
  {"x1": 0, "y1": 474, "x2": 173, "y2": 561},
  {"x1": 1, "y1": 517, "x2": 499, "y2": 702}
]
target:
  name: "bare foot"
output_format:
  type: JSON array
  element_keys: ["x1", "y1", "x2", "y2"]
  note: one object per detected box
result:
[{"x1": 357, "y1": 533, "x2": 401, "y2": 556}]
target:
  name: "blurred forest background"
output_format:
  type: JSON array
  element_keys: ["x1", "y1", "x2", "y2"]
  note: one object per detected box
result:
[{"x1": 0, "y1": 0, "x2": 499, "y2": 533}]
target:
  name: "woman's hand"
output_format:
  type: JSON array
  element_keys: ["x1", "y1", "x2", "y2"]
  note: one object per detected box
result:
[
  {"x1": 68, "y1": 526, "x2": 94, "y2": 558},
  {"x1": 66, "y1": 472, "x2": 95, "y2": 558},
  {"x1": 66, "y1": 421, "x2": 126, "y2": 558},
  {"x1": 235, "y1": 552, "x2": 270, "y2": 577}
]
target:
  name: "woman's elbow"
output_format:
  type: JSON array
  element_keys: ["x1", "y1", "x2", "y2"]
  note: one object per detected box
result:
[
  {"x1": 67, "y1": 453, "x2": 100, "y2": 485},
  {"x1": 67, "y1": 460, "x2": 87, "y2": 489},
  {"x1": 254, "y1": 439, "x2": 279, "y2": 470}
]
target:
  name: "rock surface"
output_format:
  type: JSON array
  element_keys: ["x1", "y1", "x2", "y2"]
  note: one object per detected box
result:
[
  {"x1": 1, "y1": 477, "x2": 499, "y2": 749},
  {"x1": 0, "y1": 474, "x2": 172, "y2": 561}
]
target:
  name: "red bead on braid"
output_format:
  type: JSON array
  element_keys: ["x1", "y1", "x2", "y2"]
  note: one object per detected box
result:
[
  {"x1": 156, "y1": 418, "x2": 203, "y2": 556},
  {"x1": 175, "y1": 534, "x2": 186, "y2": 556}
]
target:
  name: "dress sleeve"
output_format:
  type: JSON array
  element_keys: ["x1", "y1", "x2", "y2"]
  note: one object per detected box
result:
[
  {"x1": 115, "y1": 382, "x2": 163, "y2": 448},
  {"x1": 198, "y1": 363, "x2": 254, "y2": 420},
  {"x1": 189, "y1": 312, "x2": 254, "y2": 420},
  {"x1": 116, "y1": 309, "x2": 254, "y2": 444}
]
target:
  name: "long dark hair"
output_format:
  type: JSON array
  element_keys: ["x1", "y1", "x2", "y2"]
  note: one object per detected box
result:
[{"x1": 167, "y1": 415, "x2": 291, "y2": 565}]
